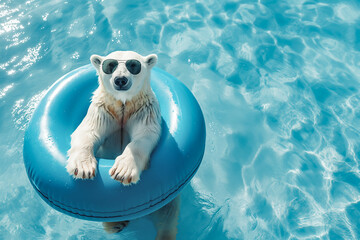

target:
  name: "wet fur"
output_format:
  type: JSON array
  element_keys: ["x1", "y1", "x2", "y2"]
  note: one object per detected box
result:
[{"x1": 66, "y1": 51, "x2": 161, "y2": 185}]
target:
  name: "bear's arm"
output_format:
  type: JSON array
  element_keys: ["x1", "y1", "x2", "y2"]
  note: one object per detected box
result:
[
  {"x1": 125, "y1": 104, "x2": 161, "y2": 164},
  {"x1": 68, "y1": 102, "x2": 120, "y2": 156}
]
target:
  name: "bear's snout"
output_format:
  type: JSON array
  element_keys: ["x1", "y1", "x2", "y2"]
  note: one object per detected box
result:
[
  {"x1": 113, "y1": 77, "x2": 131, "y2": 91},
  {"x1": 115, "y1": 77, "x2": 128, "y2": 86}
]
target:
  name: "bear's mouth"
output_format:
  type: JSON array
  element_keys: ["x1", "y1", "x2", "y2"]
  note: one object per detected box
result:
[{"x1": 113, "y1": 81, "x2": 132, "y2": 91}]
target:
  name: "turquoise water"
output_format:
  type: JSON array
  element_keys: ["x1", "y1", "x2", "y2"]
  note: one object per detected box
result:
[{"x1": 1, "y1": 0, "x2": 360, "y2": 239}]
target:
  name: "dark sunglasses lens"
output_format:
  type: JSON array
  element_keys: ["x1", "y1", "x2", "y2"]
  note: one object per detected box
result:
[
  {"x1": 102, "y1": 59, "x2": 118, "y2": 74},
  {"x1": 126, "y1": 60, "x2": 141, "y2": 75}
]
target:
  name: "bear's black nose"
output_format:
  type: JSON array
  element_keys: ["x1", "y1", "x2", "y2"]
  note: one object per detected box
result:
[{"x1": 114, "y1": 77, "x2": 128, "y2": 87}]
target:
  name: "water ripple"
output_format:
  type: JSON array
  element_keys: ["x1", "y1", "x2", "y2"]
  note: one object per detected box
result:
[{"x1": 1, "y1": 0, "x2": 360, "y2": 239}]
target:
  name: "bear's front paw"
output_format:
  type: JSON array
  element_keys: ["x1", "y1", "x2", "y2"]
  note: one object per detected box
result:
[
  {"x1": 66, "y1": 150, "x2": 97, "y2": 179},
  {"x1": 109, "y1": 151, "x2": 141, "y2": 185}
]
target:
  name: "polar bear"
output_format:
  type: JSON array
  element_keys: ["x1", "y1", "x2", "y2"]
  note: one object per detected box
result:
[
  {"x1": 66, "y1": 51, "x2": 161, "y2": 185},
  {"x1": 66, "y1": 51, "x2": 179, "y2": 239}
]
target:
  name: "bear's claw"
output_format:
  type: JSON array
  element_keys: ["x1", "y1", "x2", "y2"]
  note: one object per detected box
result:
[
  {"x1": 66, "y1": 151, "x2": 97, "y2": 180},
  {"x1": 109, "y1": 151, "x2": 140, "y2": 185}
]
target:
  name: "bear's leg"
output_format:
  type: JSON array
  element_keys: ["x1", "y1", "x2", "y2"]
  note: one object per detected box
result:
[
  {"x1": 103, "y1": 221, "x2": 130, "y2": 234},
  {"x1": 109, "y1": 117, "x2": 161, "y2": 185},
  {"x1": 151, "y1": 196, "x2": 180, "y2": 240},
  {"x1": 67, "y1": 103, "x2": 119, "y2": 179}
]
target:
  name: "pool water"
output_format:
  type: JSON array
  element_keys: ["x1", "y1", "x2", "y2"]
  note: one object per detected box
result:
[{"x1": 1, "y1": 0, "x2": 360, "y2": 239}]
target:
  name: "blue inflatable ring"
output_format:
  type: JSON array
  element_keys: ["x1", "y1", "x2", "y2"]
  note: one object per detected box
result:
[{"x1": 23, "y1": 65, "x2": 206, "y2": 222}]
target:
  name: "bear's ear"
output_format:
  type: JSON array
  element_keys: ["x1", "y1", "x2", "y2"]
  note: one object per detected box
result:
[
  {"x1": 90, "y1": 55, "x2": 103, "y2": 71},
  {"x1": 144, "y1": 54, "x2": 158, "y2": 69}
]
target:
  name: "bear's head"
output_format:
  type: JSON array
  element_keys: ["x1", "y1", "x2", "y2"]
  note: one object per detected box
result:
[{"x1": 90, "y1": 51, "x2": 157, "y2": 102}]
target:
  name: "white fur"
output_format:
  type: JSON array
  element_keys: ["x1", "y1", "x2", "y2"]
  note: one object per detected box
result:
[{"x1": 66, "y1": 51, "x2": 161, "y2": 185}]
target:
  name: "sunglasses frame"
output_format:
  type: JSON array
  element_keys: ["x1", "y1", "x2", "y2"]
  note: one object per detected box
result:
[{"x1": 102, "y1": 59, "x2": 142, "y2": 75}]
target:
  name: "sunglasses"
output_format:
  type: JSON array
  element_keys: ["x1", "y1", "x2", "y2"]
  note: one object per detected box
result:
[{"x1": 102, "y1": 59, "x2": 141, "y2": 75}]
